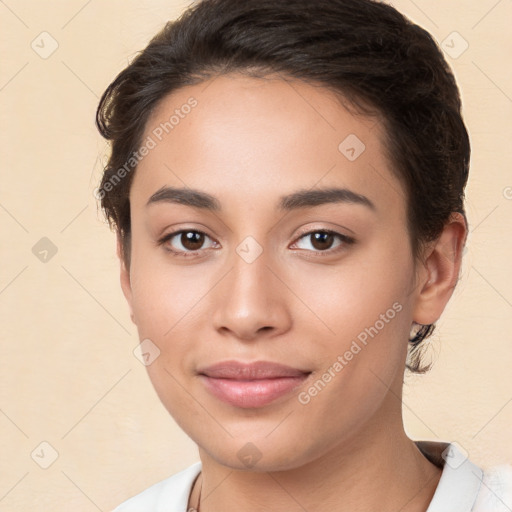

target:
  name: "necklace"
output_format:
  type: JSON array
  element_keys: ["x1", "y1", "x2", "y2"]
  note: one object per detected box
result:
[
  {"x1": 194, "y1": 473, "x2": 202, "y2": 512},
  {"x1": 197, "y1": 480, "x2": 202, "y2": 511}
]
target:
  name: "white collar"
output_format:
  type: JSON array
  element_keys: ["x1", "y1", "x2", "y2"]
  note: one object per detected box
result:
[
  {"x1": 114, "y1": 441, "x2": 491, "y2": 511},
  {"x1": 181, "y1": 442, "x2": 486, "y2": 511},
  {"x1": 420, "y1": 441, "x2": 484, "y2": 512}
]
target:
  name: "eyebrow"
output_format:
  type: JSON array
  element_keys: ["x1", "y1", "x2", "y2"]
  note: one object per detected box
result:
[
  {"x1": 279, "y1": 187, "x2": 375, "y2": 211},
  {"x1": 146, "y1": 186, "x2": 375, "y2": 212},
  {"x1": 147, "y1": 186, "x2": 222, "y2": 210}
]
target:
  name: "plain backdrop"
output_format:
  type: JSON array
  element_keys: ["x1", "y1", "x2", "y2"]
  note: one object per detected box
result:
[{"x1": 0, "y1": 0, "x2": 511, "y2": 510}]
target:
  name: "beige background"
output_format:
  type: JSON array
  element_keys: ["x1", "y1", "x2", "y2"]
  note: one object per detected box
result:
[{"x1": 0, "y1": 0, "x2": 511, "y2": 510}]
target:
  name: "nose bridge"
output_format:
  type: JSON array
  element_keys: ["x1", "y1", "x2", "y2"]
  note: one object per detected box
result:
[
  {"x1": 232, "y1": 242, "x2": 271, "y2": 303},
  {"x1": 211, "y1": 238, "x2": 291, "y2": 339}
]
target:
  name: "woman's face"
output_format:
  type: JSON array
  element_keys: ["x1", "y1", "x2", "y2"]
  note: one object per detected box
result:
[{"x1": 123, "y1": 74, "x2": 425, "y2": 470}]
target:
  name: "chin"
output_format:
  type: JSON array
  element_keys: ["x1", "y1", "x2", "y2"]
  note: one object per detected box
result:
[
  {"x1": 204, "y1": 442, "x2": 309, "y2": 473},
  {"x1": 191, "y1": 424, "x2": 328, "y2": 473}
]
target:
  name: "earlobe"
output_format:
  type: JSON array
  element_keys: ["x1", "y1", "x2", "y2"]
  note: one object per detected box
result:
[
  {"x1": 412, "y1": 213, "x2": 467, "y2": 326},
  {"x1": 117, "y1": 236, "x2": 136, "y2": 324}
]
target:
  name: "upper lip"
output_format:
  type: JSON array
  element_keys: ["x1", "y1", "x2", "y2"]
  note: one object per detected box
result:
[{"x1": 198, "y1": 360, "x2": 311, "y2": 380}]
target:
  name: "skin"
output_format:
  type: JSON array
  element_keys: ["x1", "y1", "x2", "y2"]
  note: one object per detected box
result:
[{"x1": 118, "y1": 73, "x2": 466, "y2": 511}]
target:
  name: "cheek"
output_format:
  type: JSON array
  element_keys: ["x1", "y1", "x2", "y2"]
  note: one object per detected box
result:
[
  {"x1": 291, "y1": 267, "x2": 413, "y2": 445},
  {"x1": 289, "y1": 247, "x2": 414, "y2": 344},
  {"x1": 128, "y1": 258, "x2": 203, "y2": 421},
  {"x1": 291, "y1": 245, "x2": 415, "y2": 413},
  {"x1": 128, "y1": 246, "x2": 219, "y2": 388},
  {"x1": 129, "y1": 245, "x2": 207, "y2": 334}
]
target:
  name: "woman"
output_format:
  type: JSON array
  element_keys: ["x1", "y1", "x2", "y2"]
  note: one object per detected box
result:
[{"x1": 95, "y1": 0, "x2": 512, "y2": 510}]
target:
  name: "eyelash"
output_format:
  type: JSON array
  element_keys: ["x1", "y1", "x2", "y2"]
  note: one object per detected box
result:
[{"x1": 157, "y1": 228, "x2": 355, "y2": 259}]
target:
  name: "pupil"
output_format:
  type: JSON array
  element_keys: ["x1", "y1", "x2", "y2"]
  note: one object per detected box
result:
[
  {"x1": 312, "y1": 232, "x2": 333, "y2": 250},
  {"x1": 182, "y1": 231, "x2": 204, "y2": 250}
]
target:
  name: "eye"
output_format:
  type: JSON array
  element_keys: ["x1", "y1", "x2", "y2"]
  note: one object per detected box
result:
[
  {"x1": 158, "y1": 229, "x2": 218, "y2": 257},
  {"x1": 292, "y1": 229, "x2": 355, "y2": 255}
]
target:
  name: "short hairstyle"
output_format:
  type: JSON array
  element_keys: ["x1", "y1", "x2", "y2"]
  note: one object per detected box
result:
[{"x1": 95, "y1": 0, "x2": 470, "y2": 372}]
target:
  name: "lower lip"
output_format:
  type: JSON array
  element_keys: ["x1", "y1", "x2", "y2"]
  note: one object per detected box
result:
[{"x1": 199, "y1": 375, "x2": 309, "y2": 408}]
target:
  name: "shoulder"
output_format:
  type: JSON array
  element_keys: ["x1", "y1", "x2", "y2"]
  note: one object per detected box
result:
[
  {"x1": 416, "y1": 440, "x2": 512, "y2": 512},
  {"x1": 111, "y1": 462, "x2": 202, "y2": 512},
  {"x1": 474, "y1": 463, "x2": 512, "y2": 512}
]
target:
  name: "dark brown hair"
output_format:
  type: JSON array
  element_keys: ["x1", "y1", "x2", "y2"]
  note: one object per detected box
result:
[{"x1": 95, "y1": 0, "x2": 470, "y2": 372}]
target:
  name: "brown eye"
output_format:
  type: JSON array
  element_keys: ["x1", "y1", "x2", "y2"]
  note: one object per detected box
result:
[
  {"x1": 310, "y1": 232, "x2": 335, "y2": 251},
  {"x1": 159, "y1": 229, "x2": 217, "y2": 256},
  {"x1": 179, "y1": 231, "x2": 205, "y2": 251},
  {"x1": 293, "y1": 229, "x2": 355, "y2": 255}
]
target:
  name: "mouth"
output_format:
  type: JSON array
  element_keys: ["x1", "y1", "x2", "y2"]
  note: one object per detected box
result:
[{"x1": 197, "y1": 360, "x2": 312, "y2": 408}]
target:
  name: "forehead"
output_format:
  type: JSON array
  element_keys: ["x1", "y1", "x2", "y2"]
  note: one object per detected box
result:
[{"x1": 131, "y1": 73, "x2": 405, "y2": 219}]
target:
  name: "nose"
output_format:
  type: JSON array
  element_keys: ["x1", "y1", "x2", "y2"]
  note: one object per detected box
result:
[{"x1": 211, "y1": 247, "x2": 292, "y2": 341}]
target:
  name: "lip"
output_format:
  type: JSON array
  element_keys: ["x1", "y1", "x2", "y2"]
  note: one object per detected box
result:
[{"x1": 198, "y1": 360, "x2": 311, "y2": 408}]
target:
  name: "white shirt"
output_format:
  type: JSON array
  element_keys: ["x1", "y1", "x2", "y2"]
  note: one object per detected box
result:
[{"x1": 112, "y1": 441, "x2": 512, "y2": 511}]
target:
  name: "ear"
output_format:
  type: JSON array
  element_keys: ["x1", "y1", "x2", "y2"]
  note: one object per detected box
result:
[
  {"x1": 412, "y1": 212, "x2": 467, "y2": 325},
  {"x1": 116, "y1": 235, "x2": 136, "y2": 324}
]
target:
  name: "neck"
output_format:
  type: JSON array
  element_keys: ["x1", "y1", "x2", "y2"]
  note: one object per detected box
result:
[{"x1": 194, "y1": 401, "x2": 442, "y2": 512}]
